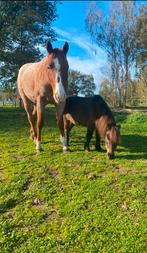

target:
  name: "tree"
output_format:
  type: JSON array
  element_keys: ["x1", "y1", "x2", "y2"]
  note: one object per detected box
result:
[
  {"x1": 99, "y1": 79, "x2": 114, "y2": 106},
  {"x1": 80, "y1": 74, "x2": 95, "y2": 96},
  {"x1": 0, "y1": 0, "x2": 57, "y2": 91},
  {"x1": 135, "y1": 4, "x2": 147, "y2": 69},
  {"x1": 68, "y1": 70, "x2": 96, "y2": 96},
  {"x1": 68, "y1": 70, "x2": 82, "y2": 96},
  {"x1": 86, "y1": 1, "x2": 145, "y2": 107}
]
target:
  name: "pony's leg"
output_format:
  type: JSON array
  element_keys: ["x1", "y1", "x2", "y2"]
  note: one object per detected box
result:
[
  {"x1": 95, "y1": 130, "x2": 102, "y2": 151},
  {"x1": 63, "y1": 118, "x2": 74, "y2": 149},
  {"x1": 84, "y1": 127, "x2": 94, "y2": 152},
  {"x1": 36, "y1": 97, "x2": 44, "y2": 152},
  {"x1": 66, "y1": 123, "x2": 74, "y2": 146}
]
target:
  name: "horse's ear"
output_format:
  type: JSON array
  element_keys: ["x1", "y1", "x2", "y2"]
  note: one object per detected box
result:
[
  {"x1": 63, "y1": 42, "x2": 69, "y2": 55},
  {"x1": 46, "y1": 41, "x2": 53, "y2": 54}
]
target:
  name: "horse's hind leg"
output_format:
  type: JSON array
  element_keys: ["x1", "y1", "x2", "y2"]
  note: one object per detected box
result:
[
  {"x1": 84, "y1": 127, "x2": 94, "y2": 152},
  {"x1": 36, "y1": 96, "x2": 44, "y2": 152},
  {"x1": 22, "y1": 99, "x2": 37, "y2": 144},
  {"x1": 29, "y1": 105, "x2": 37, "y2": 140},
  {"x1": 17, "y1": 83, "x2": 37, "y2": 144}
]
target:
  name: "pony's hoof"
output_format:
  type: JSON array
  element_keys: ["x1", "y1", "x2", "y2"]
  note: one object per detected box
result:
[{"x1": 96, "y1": 147, "x2": 103, "y2": 152}]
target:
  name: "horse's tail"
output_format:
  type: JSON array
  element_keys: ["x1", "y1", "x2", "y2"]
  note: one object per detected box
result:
[{"x1": 16, "y1": 69, "x2": 24, "y2": 108}]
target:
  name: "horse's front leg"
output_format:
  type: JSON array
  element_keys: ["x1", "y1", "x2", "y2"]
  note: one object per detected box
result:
[
  {"x1": 56, "y1": 102, "x2": 68, "y2": 152},
  {"x1": 95, "y1": 129, "x2": 102, "y2": 151},
  {"x1": 58, "y1": 115, "x2": 69, "y2": 152},
  {"x1": 36, "y1": 97, "x2": 44, "y2": 152}
]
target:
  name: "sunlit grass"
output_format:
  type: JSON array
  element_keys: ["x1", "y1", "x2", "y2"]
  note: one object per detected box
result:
[{"x1": 0, "y1": 107, "x2": 147, "y2": 253}]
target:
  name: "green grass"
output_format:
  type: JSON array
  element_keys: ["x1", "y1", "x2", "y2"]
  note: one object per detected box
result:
[{"x1": 0, "y1": 107, "x2": 147, "y2": 253}]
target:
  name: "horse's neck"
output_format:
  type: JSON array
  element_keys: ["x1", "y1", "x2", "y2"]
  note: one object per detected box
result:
[
  {"x1": 96, "y1": 116, "x2": 114, "y2": 138},
  {"x1": 37, "y1": 57, "x2": 51, "y2": 84}
]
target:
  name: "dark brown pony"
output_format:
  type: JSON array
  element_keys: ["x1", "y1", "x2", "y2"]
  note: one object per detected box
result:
[
  {"x1": 62, "y1": 95, "x2": 121, "y2": 158},
  {"x1": 17, "y1": 41, "x2": 69, "y2": 151}
]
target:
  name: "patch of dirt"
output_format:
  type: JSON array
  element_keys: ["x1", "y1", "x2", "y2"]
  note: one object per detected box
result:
[
  {"x1": 115, "y1": 165, "x2": 126, "y2": 174},
  {"x1": 42, "y1": 165, "x2": 59, "y2": 179},
  {"x1": 49, "y1": 168, "x2": 58, "y2": 179},
  {"x1": 13, "y1": 154, "x2": 25, "y2": 160},
  {"x1": 47, "y1": 209, "x2": 59, "y2": 220},
  {"x1": 21, "y1": 177, "x2": 33, "y2": 193}
]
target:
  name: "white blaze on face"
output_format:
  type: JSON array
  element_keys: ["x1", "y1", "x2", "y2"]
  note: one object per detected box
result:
[{"x1": 53, "y1": 58, "x2": 66, "y2": 104}]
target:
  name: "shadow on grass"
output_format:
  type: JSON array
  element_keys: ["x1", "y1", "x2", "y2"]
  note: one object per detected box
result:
[
  {"x1": 67, "y1": 134, "x2": 147, "y2": 161},
  {"x1": 118, "y1": 134, "x2": 147, "y2": 160},
  {"x1": 0, "y1": 106, "x2": 57, "y2": 131},
  {"x1": 0, "y1": 198, "x2": 18, "y2": 214}
]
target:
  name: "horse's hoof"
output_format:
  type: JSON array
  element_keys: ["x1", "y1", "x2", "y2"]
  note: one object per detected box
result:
[
  {"x1": 36, "y1": 147, "x2": 43, "y2": 152},
  {"x1": 63, "y1": 147, "x2": 70, "y2": 153}
]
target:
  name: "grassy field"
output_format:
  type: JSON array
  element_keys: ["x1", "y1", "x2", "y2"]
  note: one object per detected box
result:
[{"x1": 0, "y1": 106, "x2": 147, "y2": 253}]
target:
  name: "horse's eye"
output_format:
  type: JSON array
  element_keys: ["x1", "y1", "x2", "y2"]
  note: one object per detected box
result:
[{"x1": 48, "y1": 63, "x2": 54, "y2": 69}]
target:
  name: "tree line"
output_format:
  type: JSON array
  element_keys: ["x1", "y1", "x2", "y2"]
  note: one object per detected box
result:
[
  {"x1": 86, "y1": 1, "x2": 146, "y2": 107},
  {"x1": 0, "y1": 1, "x2": 146, "y2": 106}
]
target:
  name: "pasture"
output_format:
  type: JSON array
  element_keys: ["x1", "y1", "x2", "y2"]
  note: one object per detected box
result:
[{"x1": 0, "y1": 106, "x2": 147, "y2": 253}]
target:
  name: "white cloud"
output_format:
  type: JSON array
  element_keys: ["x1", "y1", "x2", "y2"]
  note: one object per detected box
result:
[
  {"x1": 67, "y1": 56, "x2": 106, "y2": 93},
  {"x1": 54, "y1": 27, "x2": 104, "y2": 57},
  {"x1": 54, "y1": 27, "x2": 107, "y2": 92}
]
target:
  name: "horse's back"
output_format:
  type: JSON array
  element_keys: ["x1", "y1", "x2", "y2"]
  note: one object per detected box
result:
[{"x1": 64, "y1": 95, "x2": 114, "y2": 128}]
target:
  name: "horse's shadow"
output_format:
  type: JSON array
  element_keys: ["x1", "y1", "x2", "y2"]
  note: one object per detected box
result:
[
  {"x1": 117, "y1": 134, "x2": 147, "y2": 160},
  {"x1": 67, "y1": 134, "x2": 147, "y2": 160}
]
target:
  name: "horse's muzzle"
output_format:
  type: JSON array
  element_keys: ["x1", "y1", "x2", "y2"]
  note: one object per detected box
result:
[{"x1": 54, "y1": 92, "x2": 66, "y2": 104}]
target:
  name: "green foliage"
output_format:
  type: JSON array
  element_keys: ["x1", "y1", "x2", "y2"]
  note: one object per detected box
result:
[
  {"x1": 0, "y1": 106, "x2": 147, "y2": 252},
  {"x1": 68, "y1": 70, "x2": 96, "y2": 97},
  {"x1": 135, "y1": 4, "x2": 147, "y2": 69},
  {"x1": 99, "y1": 79, "x2": 114, "y2": 106},
  {"x1": 0, "y1": 0, "x2": 58, "y2": 91},
  {"x1": 86, "y1": 1, "x2": 146, "y2": 108}
]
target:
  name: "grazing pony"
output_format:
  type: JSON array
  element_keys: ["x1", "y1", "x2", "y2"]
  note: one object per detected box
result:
[
  {"x1": 17, "y1": 41, "x2": 69, "y2": 151},
  {"x1": 62, "y1": 95, "x2": 121, "y2": 158}
]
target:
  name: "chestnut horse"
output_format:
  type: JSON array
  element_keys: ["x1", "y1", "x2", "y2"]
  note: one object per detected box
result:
[
  {"x1": 62, "y1": 95, "x2": 121, "y2": 158},
  {"x1": 17, "y1": 41, "x2": 69, "y2": 151}
]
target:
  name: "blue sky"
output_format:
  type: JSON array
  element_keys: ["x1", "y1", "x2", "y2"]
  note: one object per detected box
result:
[
  {"x1": 45, "y1": 1, "x2": 145, "y2": 93},
  {"x1": 52, "y1": 1, "x2": 111, "y2": 93}
]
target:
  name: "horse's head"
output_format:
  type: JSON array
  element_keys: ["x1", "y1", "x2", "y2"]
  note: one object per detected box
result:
[
  {"x1": 46, "y1": 41, "x2": 69, "y2": 104},
  {"x1": 105, "y1": 123, "x2": 121, "y2": 159}
]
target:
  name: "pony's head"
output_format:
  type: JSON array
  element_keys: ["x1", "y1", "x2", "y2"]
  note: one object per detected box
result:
[
  {"x1": 46, "y1": 41, "x2": 69, "y2": 104},
  {"x1": 105, "y1": 123, "x2": 121, "y2": 159}
]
